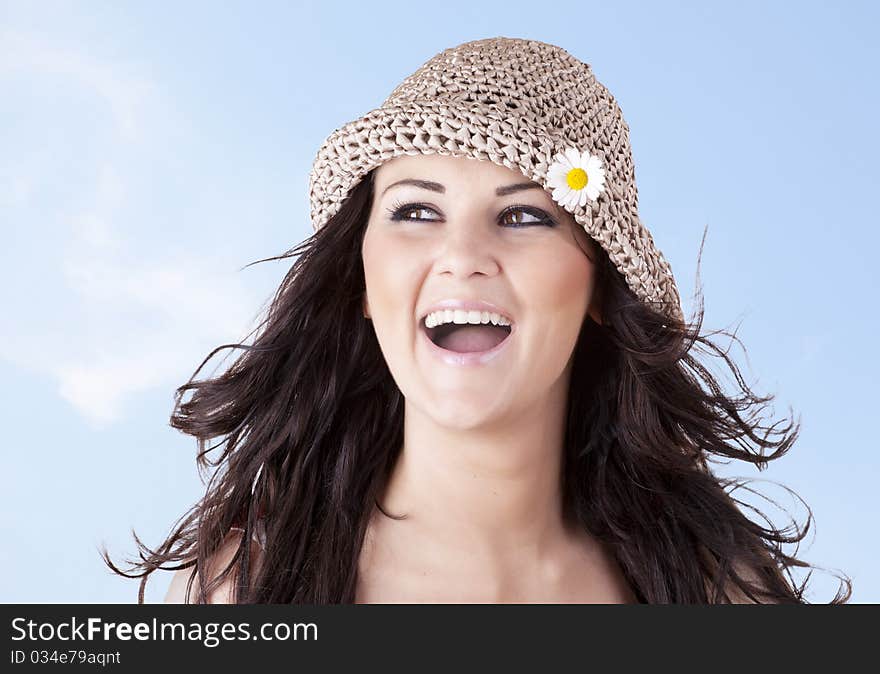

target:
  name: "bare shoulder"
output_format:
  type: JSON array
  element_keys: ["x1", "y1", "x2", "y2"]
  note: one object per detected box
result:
[
  {"x1": 725, "y1": 562, "x2": 781, "y2": 604},
  {"x1": 164, "y1": 528, "x2": 263, "y2": 604},
  {"x1": 698, "y1": 543, "x2": 783, "y2": 604},
  {"x1": 708, "y1": 559, "x2": 780, "y2": 604}
]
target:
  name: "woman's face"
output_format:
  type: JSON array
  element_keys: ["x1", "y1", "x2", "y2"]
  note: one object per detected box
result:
[{"x1": 362, "y1": 153, "x2": 600, "y2": 429}]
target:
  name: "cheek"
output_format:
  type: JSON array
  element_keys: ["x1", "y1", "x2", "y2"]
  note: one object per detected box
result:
[
  {"x1": 362, "y1": 231, "x2": 422, "y2": 338},
  {"x1": 521, "y1": 245, "x2": 594, "y2": 323}
]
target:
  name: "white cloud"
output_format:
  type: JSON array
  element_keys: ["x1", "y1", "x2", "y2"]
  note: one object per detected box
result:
[
  {"x1": 0, "y1": 32, "x2": 265, "y2": 428},
  {"x1": 67, "y1": 164, "x2": 124, "y2": 250},
  {"x1": 0, "y1": 173, "x2": 34, "y2": 207},
  {"x1": 3, "y1": 160, "x2": 262, "y2": 428},
  {"x1": 56, "y1": 231, "x2": 260, "y2": 428},
  {"x1": 54, "y1": 258, "x2": 259, "y2": 428},
  {"x1": 0, "y1": 30, "x2": 156, "y2": 141},
  {"x1": 56, "y1": 358, "x2": 170, "y2": 428},
  {"x1": 45, "y1": 156, "x2": 262, "y2": 427}
]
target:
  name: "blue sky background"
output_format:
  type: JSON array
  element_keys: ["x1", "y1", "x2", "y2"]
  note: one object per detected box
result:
[{"x1": 1, "y1": 0, "x2": 876, "y2": 602}]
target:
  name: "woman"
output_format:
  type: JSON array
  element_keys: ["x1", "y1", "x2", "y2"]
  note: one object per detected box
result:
[{"x1": 104, "y1": 37, "x2": 851, "y2": 603}]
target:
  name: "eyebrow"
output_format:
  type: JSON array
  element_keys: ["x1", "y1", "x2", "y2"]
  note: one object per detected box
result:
[{"x1": 381, "y1": 178, "x2": 542, "y2": 197}]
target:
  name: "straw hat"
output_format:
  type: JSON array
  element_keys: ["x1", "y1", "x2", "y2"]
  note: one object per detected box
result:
[{"x1": 308, "y1": 36, "x2": 684, "y2": 324}]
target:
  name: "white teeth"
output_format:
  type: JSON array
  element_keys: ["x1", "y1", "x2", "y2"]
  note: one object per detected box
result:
[{"x1": 424, "y1": 309, "x2": 512, "y2": 329}]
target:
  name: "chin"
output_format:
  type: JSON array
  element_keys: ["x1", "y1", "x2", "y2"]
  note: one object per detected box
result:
[{"x1": 422, "y1": 394, "x2": 512, "y2": 430}]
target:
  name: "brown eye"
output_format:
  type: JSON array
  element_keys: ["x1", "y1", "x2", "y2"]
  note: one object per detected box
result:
[
  {"x1": 403, "y1": 207, "x2": 432, "y2": 220},
  {"x1": 387, "y1": 203, "x2": 439, "y2": 222},
  {"x1": 501, "y1": 209, "x2": 537, "y2": 225},
  {"x1": 500, "y1": 207, "x2": 556, "y2": 228}
]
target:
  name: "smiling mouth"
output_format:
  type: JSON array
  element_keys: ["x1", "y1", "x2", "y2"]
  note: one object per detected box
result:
[{"x1": 423, "y1": 321, "x2": 513, "y2": 353}]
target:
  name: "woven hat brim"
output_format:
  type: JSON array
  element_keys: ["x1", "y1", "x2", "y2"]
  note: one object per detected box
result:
[
  {"x1": 308, "y1": 101, "x2": 684, "y2": 324},
  {"x1": 309, "y1": 100, "x2": 561, "y2": 227}
]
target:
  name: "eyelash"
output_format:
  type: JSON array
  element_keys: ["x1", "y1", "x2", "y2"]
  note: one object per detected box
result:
[{"x1": 385, "y1": 200, "x2": 558, "y2": 228}]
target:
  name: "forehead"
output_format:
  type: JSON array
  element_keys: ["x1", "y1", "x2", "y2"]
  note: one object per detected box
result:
[{"x1": 374, "y1": 153, "x2": 535, "y2": 188}]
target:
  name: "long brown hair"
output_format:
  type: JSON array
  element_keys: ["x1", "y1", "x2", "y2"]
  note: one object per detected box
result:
[{"x1": 103, "y1": 169, "x2": 852, "y2": 603}]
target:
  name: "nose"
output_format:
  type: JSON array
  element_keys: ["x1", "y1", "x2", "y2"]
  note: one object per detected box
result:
[{"x1": 433, "y1": 219, "x2": 501, "y2": 277}]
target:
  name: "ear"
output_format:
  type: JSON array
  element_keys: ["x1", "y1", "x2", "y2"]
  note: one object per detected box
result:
[{"x1": 362, "y1": 293, "x2": 371, "y2": 319}]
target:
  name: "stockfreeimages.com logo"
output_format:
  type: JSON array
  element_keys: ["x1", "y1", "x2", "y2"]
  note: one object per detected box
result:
[{"x1": 11, "y1": 617, "x2": 317, "y2": 648}]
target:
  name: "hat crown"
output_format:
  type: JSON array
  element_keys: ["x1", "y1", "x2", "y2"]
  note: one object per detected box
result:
[{"x1": 381, "y1": 38, "x2": 612, "y2": 147}]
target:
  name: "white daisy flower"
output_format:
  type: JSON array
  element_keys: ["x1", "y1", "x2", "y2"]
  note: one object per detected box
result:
[{"x1": 546, "y1": 146, "x2": 607, "y2": 210}]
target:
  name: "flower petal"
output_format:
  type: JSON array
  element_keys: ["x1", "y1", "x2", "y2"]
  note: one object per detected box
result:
[
  {"x1": 553, "y1": 152, "x2": 573, "y2": 169},
  {"x1": 564, "y1": 147, "x2": 582, "y2": 168},
  {"x1": 547, "y1": 162, "x2": 569, "y2": 186},
  {"x1": 552, "y1": 185, "x2": 571, "y2": 203}
]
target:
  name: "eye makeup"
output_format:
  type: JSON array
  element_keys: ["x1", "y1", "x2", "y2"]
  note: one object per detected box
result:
[{"x1": 385, "y1": 200, "x2": 558, "y2": 228}]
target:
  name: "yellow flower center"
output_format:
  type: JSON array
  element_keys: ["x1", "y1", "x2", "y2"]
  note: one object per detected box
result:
[{"x1": 566, "y1": 167, "x2": 588, "y2": 190}]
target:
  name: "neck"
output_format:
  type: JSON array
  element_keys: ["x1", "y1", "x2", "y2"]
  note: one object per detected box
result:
[{"x1": 378, "y1": 377, "x2": 574, "y2": 564}]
